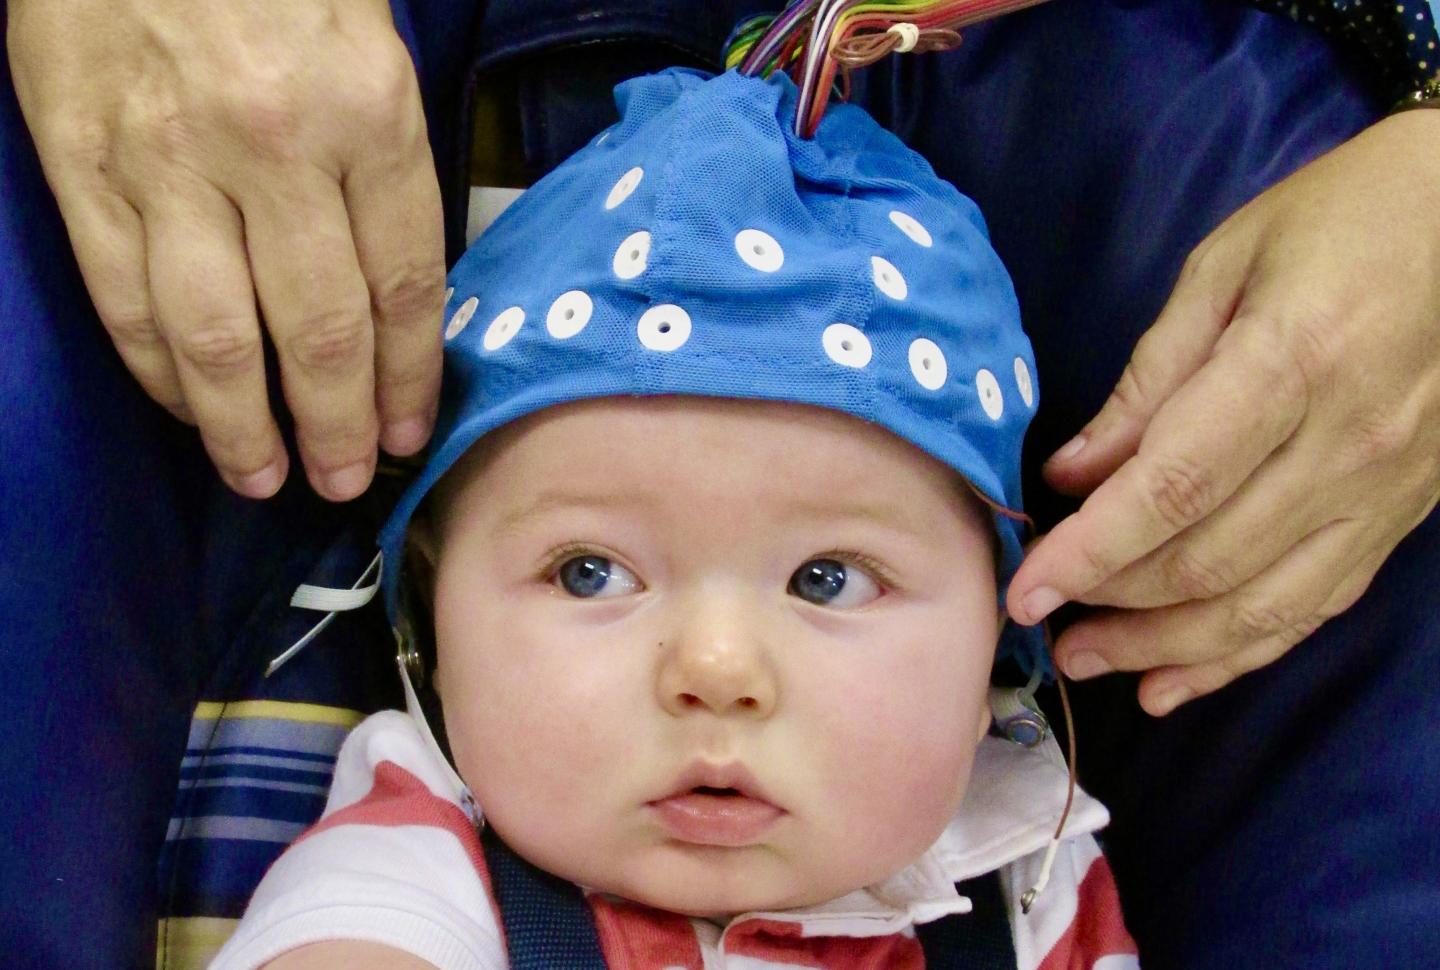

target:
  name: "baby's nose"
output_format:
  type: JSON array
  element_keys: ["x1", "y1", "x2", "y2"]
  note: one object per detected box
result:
[{"x1": 658, "y1": 632, "x2": 777, "y2": 719}]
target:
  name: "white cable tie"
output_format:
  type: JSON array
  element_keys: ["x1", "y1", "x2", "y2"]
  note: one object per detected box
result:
[
  {"x1": 266, "y1": 551, "x2": 383, "y2": 677},
  {"x1": 887, "y1": 22, "x2": 921, "y2": 54}
]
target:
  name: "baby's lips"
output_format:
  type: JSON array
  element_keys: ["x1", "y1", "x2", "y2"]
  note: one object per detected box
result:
[
  {"x1": 648, "y1": 789, "x2": 784, "y2": 847},
  {"x1": 652, "y1": 760, "x2": 781, "y2": 809}
]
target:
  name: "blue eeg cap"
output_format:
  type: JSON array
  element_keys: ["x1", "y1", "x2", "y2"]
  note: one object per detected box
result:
[{"x1": 379, "y1": 68, "x2": 1045, "y2": 672}]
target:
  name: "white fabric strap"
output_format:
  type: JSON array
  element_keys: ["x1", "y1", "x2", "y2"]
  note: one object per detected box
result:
[
  {"x1": 398, "y1": 651, "x2": 478, "y2": 821},
  {"x1": 266, "y1": 551, "x2": 383, "y2": 677},
  {"x1": 290, "y1": 575, "x2": 380, "y2": 612},
  {"x1": 887, "y1": 22, "x2": 920, "y2": 53}
]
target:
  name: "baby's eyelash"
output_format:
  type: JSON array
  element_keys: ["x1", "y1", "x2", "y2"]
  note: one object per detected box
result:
[
  {"x1": 816, "y1": 549, "x2": 899, "y2": 591},
  {"x1": 536, "y1": 542, "x2": 610, "y2": 580}
]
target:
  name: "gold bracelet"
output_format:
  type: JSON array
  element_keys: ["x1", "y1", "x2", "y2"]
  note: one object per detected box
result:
[{"x1": 1392, "y1": 77, "x2": 1440, "y2": 113}]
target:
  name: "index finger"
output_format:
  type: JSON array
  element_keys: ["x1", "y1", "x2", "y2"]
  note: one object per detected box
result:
[{"x1": 1008, "y1": 322, "x2": 1308, "y2": 625}]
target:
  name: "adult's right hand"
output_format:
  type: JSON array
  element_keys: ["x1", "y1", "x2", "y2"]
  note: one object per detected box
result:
[{"x1": 7, "y1": 0, "x2": 445, "y2": 500}]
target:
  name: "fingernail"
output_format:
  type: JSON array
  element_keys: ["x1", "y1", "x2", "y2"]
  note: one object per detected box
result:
[
  {"x1": 1148, "y1": 686, "x2": 1194, "y2": 717},
  {"x1": 1063, "y1": 651, "x2": 1111, "y2": 680},
  {"x1": 234, "y1": 462, "x2": 285, "y2": 499},
  {"x1": 1050, "y1": 434, "x2": 1088, "y2": 464},
  {"x1": 382, "y1": 416, "x2": 432, "y2": 456},
  {"x1": 1020, "y1": 586, "x2": 1065, "y2": 624},
  {"x1": 322, "y1": 461, "x2": 372, "y2": 501}
]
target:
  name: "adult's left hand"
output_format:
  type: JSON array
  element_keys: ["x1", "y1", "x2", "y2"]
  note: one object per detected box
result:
[{"x1": 1006, "y1": 109, "x2": 1440, "y2": 716}]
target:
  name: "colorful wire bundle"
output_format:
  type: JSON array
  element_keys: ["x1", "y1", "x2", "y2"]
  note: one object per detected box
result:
[{"x1": 724, "y1": 0, "x2": 1052, "y2": 137}]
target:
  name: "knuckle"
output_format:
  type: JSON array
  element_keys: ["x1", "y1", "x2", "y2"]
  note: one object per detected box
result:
[
  {"x1": 285, "y1": 310, "x2": 372, "y2": 374},
  {"x1": 1107, "y1": 361, "x2": 1154, "y2": 417},
  {"x1": 373, "y1": 261, "x2": 444, "y2": 327},
  {"x1": 102, "y1": 309, "x2": 164, "y2": 348},
  {"x1": 1344, "y1": 407, "x2": 1415, "y2": 469},
  {"x1": 1275, "y1": 302, "x2": 1344, "y2": 389},
  {"x1": 346, "y1": 46, "x2": 418, "y2": 124},
  {"x1": 1229, "y1": 595, "x2": 1321, "y2": 646},
  {"x1": 1143, "y1": 455, "x2": 1216, "y2": 531},
  {"x1": 124, "y1": 98, "x2": 195, "y2": 162},
  {"x1": 1245, "y1": 331, "x2": 1310, "y2": 405},
  {"x1": 138, "y1": 113, "x2": 190, "y2": 161},
  {"x1": 228, "y1": 85, "x2": 304, "y2": 158},
  {"x1": 44, "y1": 118, "x2": 114, "y2": 172},
  {"x1": 173, "y1": 320, "x2": 262, "y2": 377},
  {"x1": 1162, "y1": 547, "x2": 1236, "y2": 601}
]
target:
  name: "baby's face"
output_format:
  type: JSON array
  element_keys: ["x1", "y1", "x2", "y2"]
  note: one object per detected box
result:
[{"x1": 428, "y1": 397, "x2": 998, "y2": 917}]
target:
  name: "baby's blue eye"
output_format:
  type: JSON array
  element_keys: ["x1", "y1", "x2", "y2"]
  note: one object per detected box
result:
[
  {"x1": 788, "y1": 558, "x2": 881, "y2": 608},
  {"x1": 555, "y1": 555, "x2": 640, "y2": 599}
]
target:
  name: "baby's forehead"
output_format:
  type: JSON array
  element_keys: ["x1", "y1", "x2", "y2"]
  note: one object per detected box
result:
[{"x1": 433, "y1": 395, "x2": 993, "y2": 543}]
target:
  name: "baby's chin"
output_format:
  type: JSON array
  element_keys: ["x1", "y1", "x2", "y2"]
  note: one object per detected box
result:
[
  {"x1": 603, "y1": 874, "x2": 828, "y2": 920},
  {"x1": 571, "y1": 842, "x2": 923, "y2": 920}
]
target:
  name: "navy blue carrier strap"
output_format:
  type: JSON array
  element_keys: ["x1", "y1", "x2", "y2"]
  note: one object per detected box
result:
[
  {"x1": 916, "y1": 872, "x2": 1020, "y2": 970},
  {"x1": 481, "y1": 825, "x2": 608, "y2": 968},
  {"x1": 481, "y1": 827, "x2": 1017, "y2": 968}
]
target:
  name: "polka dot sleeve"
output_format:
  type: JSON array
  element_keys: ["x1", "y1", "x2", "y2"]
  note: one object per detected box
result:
[{"x1": 1249, "y1": 0, "x2": 1440, "y2": 104}]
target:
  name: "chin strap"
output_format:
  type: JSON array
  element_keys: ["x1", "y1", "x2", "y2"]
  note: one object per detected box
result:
[{"x1": 394, "y1": 625, "x2": 480, "y2": 825}]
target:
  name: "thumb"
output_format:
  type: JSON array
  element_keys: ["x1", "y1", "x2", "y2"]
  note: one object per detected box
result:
[{"x1": 1045, "y1": 240, "x2": 1249, "y2": 496}]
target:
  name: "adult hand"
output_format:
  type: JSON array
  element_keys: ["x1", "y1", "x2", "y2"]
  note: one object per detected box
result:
[
  {"x1": 7, "y1": 0, "x2": 445, "y2": 500},
  {"x1": 1007, "y1": 109, "x2": 1440, "y2": 715}
]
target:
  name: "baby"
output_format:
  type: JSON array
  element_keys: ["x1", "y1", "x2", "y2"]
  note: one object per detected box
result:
[{"x1": 212, "y1": 69, "x2": 1136, "y2": 970}]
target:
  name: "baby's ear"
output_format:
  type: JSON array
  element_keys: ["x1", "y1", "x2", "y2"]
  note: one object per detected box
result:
[
  {"x1": 404, "y1": 514, "x2": 440, "y2": 610},
  {"x1": 407, "y1": 514, "x2": 439, "y2": 568}
]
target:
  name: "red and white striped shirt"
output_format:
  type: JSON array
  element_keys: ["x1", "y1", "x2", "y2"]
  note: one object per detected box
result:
[{"x1": 213, "y1": 711, "x2": 1138, "y2": 970}]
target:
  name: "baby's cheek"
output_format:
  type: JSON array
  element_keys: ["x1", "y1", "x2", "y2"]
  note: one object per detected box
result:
[
  {"x1": 811, "y1": 663, "x2": 982, "y2": 856},
  {"x1": 440, "y1": 637, "x2": 640, "y2": 841}
]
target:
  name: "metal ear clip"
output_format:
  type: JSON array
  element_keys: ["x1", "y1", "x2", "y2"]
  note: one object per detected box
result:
[
  {"x1": 394, "y1": 620, "x2": 427, "y2": 690},
  {"x1": 990, "y1": 667, "x2": 1049, "y2": 748}
]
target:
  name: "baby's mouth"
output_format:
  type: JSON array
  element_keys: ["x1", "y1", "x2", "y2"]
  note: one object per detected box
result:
[{"x1": 648, "y1": 769, "x2": 784, "y2": 846}]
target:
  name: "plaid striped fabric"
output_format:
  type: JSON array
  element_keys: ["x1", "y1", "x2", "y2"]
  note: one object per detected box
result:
[{"x1": 156, "y1": 702, "x2": 364, "y2": 969}]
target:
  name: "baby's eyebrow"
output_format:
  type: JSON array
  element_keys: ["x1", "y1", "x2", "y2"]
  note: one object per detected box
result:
[
  {"x1": 495, "y1": 488, "x2": 645, "y2": 533},
  {"x1": 776, "y1": 496, "x2": 935, "y2": 541}
]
